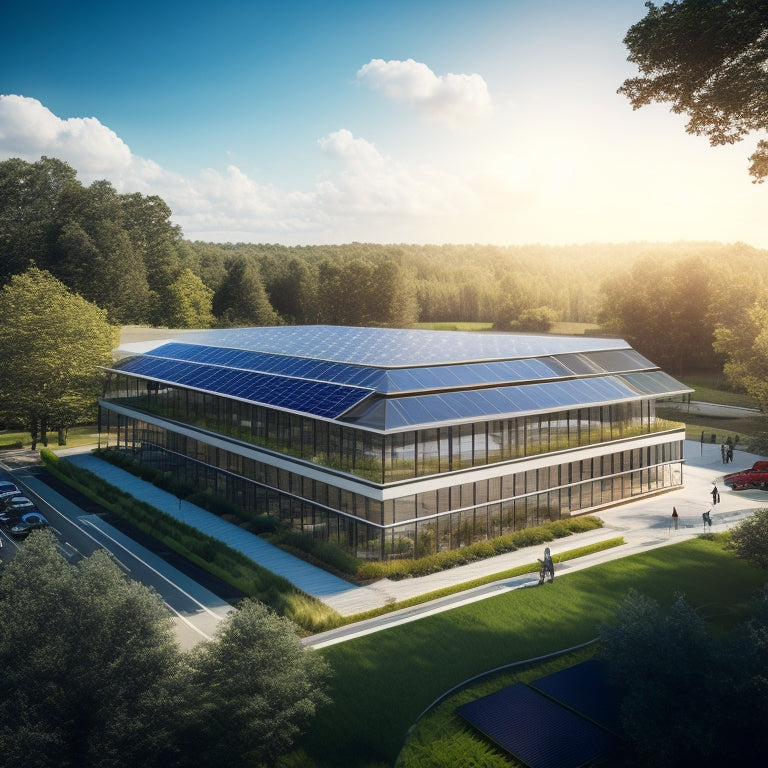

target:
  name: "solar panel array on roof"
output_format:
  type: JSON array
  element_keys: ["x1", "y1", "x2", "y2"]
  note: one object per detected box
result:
[
  {"x1": 341, "y1": 372, "x2": 691, "y2": 431},
  {"x1": 135, "y1": 325, "x2": 634, "y2": 368},
  {"x1": 132, "y1": 340, "x2": 660, "y2": 396},
  {"x1": 456, "y1": 682, "x2": 624, "y2": 768},
  {"x1": 107, "y1": 327, "x2": 692, "y2": 431},
  {"x1": 106, "y1": 356, "x2": 373, "y2": 419}
]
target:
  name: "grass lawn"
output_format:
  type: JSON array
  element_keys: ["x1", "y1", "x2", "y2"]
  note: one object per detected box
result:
[
  {"x1": 656, "y1": 407, "x2": 767, "y2": 445},
  {"x1": 680, "y1": 375, "x2": 757, "y2": 407},
  {"x1": 293, "y1": 536, "x2": 766, "y2": 768},
  {"x1": 0, "y1": 424, "x2": 100, "y2": 450}
]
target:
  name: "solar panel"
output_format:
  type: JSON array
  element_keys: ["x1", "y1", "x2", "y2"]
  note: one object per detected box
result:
[
  {"x1": 529, "y1": 659, "x2": 624, "y2": 737},
  {"x1": 342, "y1": 375, "x2": 667, "y2": 431},
  {"x1": 456, "y1": 682, "x2": 624, "y2": 768},
  {"x1": 140, "y1": 341, "x2": 652, "y2": 396},
  {"x1": 619, "y1": 370, "x2": 692, "y2": 397},
  {"x1": 105, "y1": 356, "x2": 373, "y2": 419},
  {"x1": 135, "y1": 325, "x2": 634, "y2": 368}
]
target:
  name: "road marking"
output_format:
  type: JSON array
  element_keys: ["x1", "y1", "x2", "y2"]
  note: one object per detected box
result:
[{"x1": 78, "y1": 518, "x2": 228, "y2": 621}]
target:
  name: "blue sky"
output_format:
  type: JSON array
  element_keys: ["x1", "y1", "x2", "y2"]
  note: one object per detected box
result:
[{"x1": 1, "y1": 0, "x2": 766, "y2": 246}]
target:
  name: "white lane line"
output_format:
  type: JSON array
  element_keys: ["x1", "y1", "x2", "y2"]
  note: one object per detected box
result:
[{"x1": 78, "y1": 518, "x2": 227, "y2": 620}]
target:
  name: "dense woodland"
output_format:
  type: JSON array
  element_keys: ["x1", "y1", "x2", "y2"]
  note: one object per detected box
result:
[{"x1": 4, "y1": 156, "x2": 768, "y2": 386}]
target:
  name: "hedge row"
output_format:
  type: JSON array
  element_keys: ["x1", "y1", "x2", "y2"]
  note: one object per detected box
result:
[
  {"x1": 92, "y1": 448, "x2": 279, "y2": 534},
  {"x1": 39, "y1": 449, "x2": 341, "y2": 632},
  {"x1": 357, "y1": 516, "x2": 604, "y2": 580}
]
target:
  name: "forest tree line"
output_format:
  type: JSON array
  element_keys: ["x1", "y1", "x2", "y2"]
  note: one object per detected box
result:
[{"x1": 4, "y1": 156, "x2": 768, "y2": 389}]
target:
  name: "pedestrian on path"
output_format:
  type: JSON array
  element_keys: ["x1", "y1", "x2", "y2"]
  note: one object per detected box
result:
[
  {"x1": 702, "y1": 510, "x2": 712, "y2": 529},
  {"x1": 711, "y1": 484, "x2": 720, "y2": 505},
  {"x1": 727, "y1": 444, "x2": 734, "y2": 463},
  {"x1": 721, "y1": 444, "x2": 727, "y2": 463},
  {"x1": 671, "y1": 507, "x2": 679, "y2": 531},
  {"x1": 538, "y1": 547, "x2": 554, "y2": 584}
]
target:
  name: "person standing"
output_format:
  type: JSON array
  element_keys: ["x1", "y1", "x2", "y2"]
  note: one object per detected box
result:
[
  {"x1": 671, "y1": 507, "x2": 679, "y2": 530},
  {"x1": 539, "y1": 547, "x2": 555, "y2": 584},
  {"x1": 727, "y1": 444, "x2": 734, "y2": 463},
  {"x1": 721, "y1": 443, "x2": 727, "y2": 463}
]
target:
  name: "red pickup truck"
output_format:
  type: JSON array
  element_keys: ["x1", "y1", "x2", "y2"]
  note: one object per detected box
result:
[{"x1": 724, "y1": 461, "x2": 768, "y2": 490}]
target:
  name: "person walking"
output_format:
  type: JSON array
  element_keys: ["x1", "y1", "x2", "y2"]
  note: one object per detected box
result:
[
  {"x1": 727, "y1": 444, "x2": 734, "y2": 463},
  {"x1": 721, "y1": 443, "x2": 727, "y2": 463},
  {"x1": 671, "y1": 507, "x2": 679, "y2": 530},
  {"x1": 711, "y1": 484, "x2": 720, "y2": 505},
  {"x1": 538, "y1": 547, "x2": 555, "y2": 584}
]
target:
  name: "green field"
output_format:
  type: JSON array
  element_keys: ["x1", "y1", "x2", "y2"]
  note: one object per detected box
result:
[
  {"x1": 294, "y1": 536, "x2": 766, "y2": 768},
  {"x1": 0, "y1": 424, "x2": 100, "y2": 450}
]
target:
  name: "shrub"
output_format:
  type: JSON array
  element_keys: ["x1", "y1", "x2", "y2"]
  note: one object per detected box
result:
[{"x1": 357, "y1": 516, "x2": 604, "y2": 580}]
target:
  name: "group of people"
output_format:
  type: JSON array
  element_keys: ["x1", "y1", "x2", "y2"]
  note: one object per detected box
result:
[{"x1": 721, "y1": 442, "x2": 735, "y2": 463}]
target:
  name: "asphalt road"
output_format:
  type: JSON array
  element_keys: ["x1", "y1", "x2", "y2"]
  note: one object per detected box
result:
[{"x1": 0, "y1": 452, "x2": 234, "y2": 649}]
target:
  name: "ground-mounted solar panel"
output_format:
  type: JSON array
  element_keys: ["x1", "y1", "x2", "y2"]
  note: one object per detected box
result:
[
  {"x1": 529, "y1": 659, "x2": 625, "y2": 737},
  {"x1": 456, "y1": 682, "x2": 624, "y2": 768},
  {"x1": 106, "y1": 356, "x2": 373, "y2": 419}
]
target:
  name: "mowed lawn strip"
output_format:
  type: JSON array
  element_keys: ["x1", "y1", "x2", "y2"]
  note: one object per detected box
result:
[{"x1": 297, "y1": 537, "x2": 766, "y2": 768}]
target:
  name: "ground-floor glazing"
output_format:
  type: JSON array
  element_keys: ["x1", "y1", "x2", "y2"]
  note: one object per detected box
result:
[{"x1": 99, "y1": 407, "x2": 685, "y2": 560}]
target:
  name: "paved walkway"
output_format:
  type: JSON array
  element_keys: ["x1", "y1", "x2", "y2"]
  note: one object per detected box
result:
[{"x1": 61, "y1": 440, "x2": 767, "y2": 618}]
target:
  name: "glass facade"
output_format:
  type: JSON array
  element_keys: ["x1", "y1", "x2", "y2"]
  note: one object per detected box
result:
[
  {"x1": 102, "y1": 371, "x2": 681, "y2": 484},
  {"x1": 99, "y1": 326, "x2": 690, "y2": 562},
  {"x1": 98, "y1": 403, "x2": 684, "y2": 561}
]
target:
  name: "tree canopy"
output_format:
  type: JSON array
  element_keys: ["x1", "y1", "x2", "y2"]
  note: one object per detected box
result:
[
  {"x1": 0, "y1": 531, "x2": 332, "y2": 768},
  {"x1": 599, "y1": 588, "x2": 768, "y2": 766},
  {"x1": 620, "y1": 0, "x2": 768, "y2": 181},
  {"x1": 0, "y1": 157, "x2": 193, "y2": 325},
  {"x1": 729, "y1": 507, "x2": 768, "y2": 568},
  {"x1": 0, "y1": 531, "x2": 184, "y2": 768},
  {"x1": 0, "y1": 267, "x2": 119, "y2": 447},
  {"x1": 182, "y1": 600, "x2": 331, "y2": 768}
]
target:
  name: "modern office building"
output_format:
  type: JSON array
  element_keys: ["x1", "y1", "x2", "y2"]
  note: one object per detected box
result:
[{"x1": 98, "y1": 326, "x2": 691, "y2": 561}]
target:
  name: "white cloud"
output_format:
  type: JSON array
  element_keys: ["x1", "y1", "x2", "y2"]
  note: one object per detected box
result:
[
  {"x1": 356, "y1": 58, "x2": 493, "y2": 127},
  {"x1": 0, "y1": 94, "x2": 133, "y2": 173},
  {"x1": 316, "y1": 129, "x2": 475, "y2": 216},
  {"x1": 0, "y1": 95, "x2": 486, "y2": 243}
]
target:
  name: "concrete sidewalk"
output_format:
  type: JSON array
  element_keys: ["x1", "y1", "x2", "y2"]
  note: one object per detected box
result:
[{"x1": 60, "y1": 440, "x2": 767, "y2": 617}]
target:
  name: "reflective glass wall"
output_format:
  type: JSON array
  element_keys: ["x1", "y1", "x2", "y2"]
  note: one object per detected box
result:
[
  {"x1": 99, "y1": 406, "x2": 684, "y2": 561},
  {"x1": 103, "y1": 373, "x2": 681, "y2": 484}
]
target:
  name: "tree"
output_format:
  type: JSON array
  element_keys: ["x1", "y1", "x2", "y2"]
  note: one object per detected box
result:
[
  {"x1": 509, "y1": 306, "x2": 559, "y2": 332},
  {"x1": 0, "y1": 157, "x2": 79, "y2": 285},
  {"x1": 212, "y1": 256, "x2": 281, "y2": 327},
  {"x1": 0, "y1": 267, "x2": 119, "y2": 447},
  {"x1": 598, "y1": 255, "x2": 722, "y2": 375},
  {"x1": 599, "y1": 590, "x2": 723, "y2": 766},
  {"x1": 730, "y1": 508, "x2": 768, "y2": 568},
  {"x1": 619, "y1": 1, "x2": 768, "y2": 181},
  {"x1": 161, "y1": 268, "x2": 215, "y2": 328},
  {"x1": 52, "y1": 180, "x2": 151, "y2": 322},
  {"x1": 182, "y1": 600, "x2": 331, "y2": 768},
  {"x1": 0, "y1": 531, "x2": 185, "y2": 768},
  {"x1": 713, "y1": 296, "x2": 768, "y2": 410}
]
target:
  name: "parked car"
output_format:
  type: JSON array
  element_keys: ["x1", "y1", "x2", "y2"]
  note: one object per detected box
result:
[
  {"x1": 0, "y1": 496, "x2": 38, "y2": 524},
  {"x1": 723, "y1": 461, "x2": 768, "y2": 490},
  {"x1": 9, "y1": 511, "x2": 49, "y2": 537},
  {"x1": 0, "y1": 488, "x2": 22, "y2": 509},
  {"x1": 0, "y1": 480, "x2": 20, "y2": 497}
]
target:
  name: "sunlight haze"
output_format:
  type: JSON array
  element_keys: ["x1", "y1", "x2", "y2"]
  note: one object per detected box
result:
[{"x1": 1, "y1": 0, "x2": 764, "y2": 247}]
